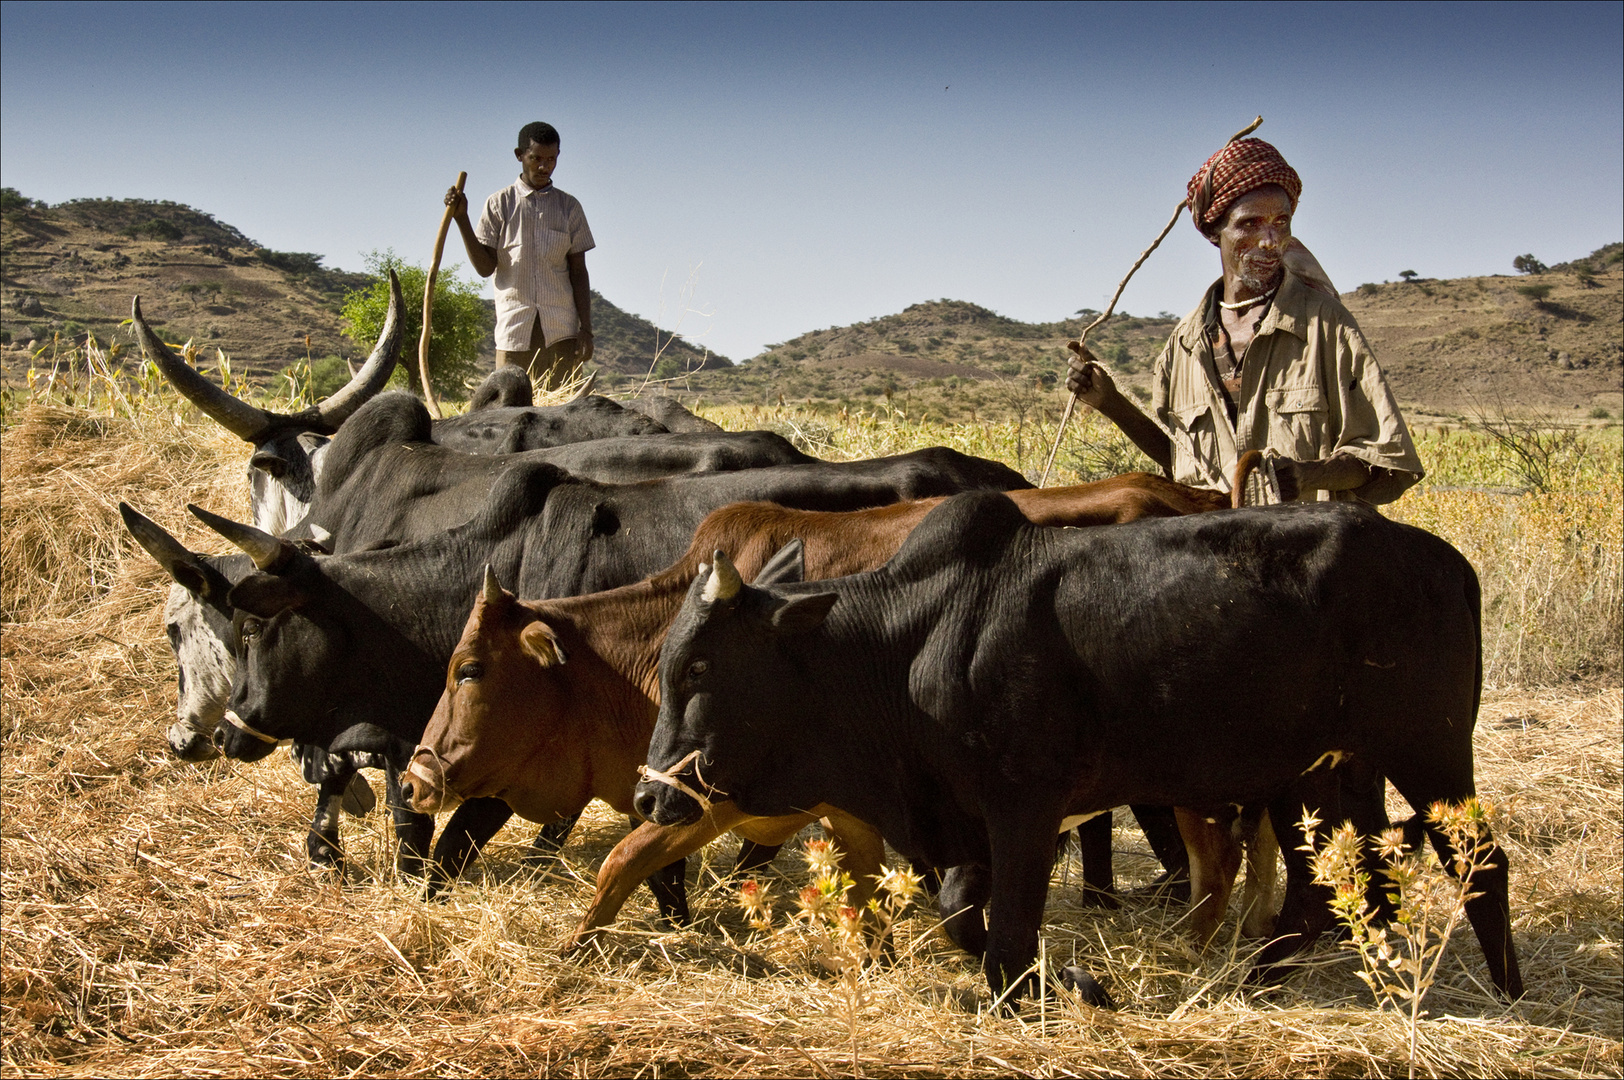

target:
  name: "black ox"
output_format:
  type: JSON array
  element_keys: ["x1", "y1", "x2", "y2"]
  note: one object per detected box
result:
[
  {"x1": 197, "y1": 446, "x2": 1031, "y2": 897},
  {"x1": 636, "y1": 491, "x2": 1525, "y2": 1007}
]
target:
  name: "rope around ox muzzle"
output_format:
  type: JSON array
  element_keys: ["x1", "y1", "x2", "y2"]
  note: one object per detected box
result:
[
  {"x1": 636, "y1": 749, "x2": 728, "y2": 815},
  {"x1": 222, "y1": 709, "x2": 290, "y2": 746},
  {"x1": 404, "y1": 746, "x2": 466, "y2": 809}
]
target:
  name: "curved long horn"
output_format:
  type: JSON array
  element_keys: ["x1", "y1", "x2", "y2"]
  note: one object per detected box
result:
[
  {"x1": 313, "y1": 269, "x2": 404, "y2": 430},
  {"x1": 187, "y1": 504, "x2": 291, "y2": 571},
  {"x1": 134, "y1": 270, "x2": 404, "y2": 442},
  {"x1": 702, "y1": 549, "x2": 742, "y2": 603},
  {"x1": 133, "y1": 296, "x2": 275, "y2": 441},
  {"x1": 567, "y1": 370, "x2": 597, "y2": 404},
  {"x1": 119, "y1": 502, "x2": 220, "y2": 596}
]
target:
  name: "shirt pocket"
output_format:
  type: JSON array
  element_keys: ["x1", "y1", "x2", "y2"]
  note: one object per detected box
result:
[
  {"x1": 1166, "y1": 400, "x2": 1223, "y2": 487},
  {"x1": 1264, "y1": 386, "x2": 1328, "y2": 461}
]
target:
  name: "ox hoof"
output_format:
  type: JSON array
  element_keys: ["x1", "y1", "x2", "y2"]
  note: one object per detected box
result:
[
  {"x1": 1079, "y1": 886, "x2": 1121, "y2": 910},
  {"x1": 306, "y1": 834, "x2": 345, "y2": 873},
  {"x1": 1058, "y1": 966, "x2": 1115, "y2": 1010}
]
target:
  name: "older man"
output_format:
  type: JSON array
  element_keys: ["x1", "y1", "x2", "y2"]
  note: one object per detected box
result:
[{"x1": 1067, "y1": 138, "x2": 1422, "y2": 503}]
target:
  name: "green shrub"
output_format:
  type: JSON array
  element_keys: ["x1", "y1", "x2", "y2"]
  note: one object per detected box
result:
[
  {"x1": 122, "y1": 219, "x2": 182, "y2": 241},
  {"x1": 1516, "y1": 283, "x2": 1553, "y2": 301},
  {"x1": 1357, "y1": 283, "x2": 1379, "y2": 296},
  {"x1": 340, "y1": 250, "x2": 490, "y2": 401},
  {"x1": 1513, "y1": 254, "x2": 1547, "y2": 275}
]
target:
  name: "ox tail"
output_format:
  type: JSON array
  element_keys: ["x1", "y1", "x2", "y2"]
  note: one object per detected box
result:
[{"x1": 1230, "y1": 450, "x2": 1264, "y2": 509}]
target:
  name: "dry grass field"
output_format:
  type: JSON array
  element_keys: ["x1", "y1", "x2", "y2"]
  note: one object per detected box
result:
[{"x1": 2, "y1": 364, "x2": 1620, "y2": 1077}]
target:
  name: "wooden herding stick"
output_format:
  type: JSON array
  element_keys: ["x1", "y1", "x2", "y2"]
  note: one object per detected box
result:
[
  {"x1": 418, "y1": 170, "x2": 467, "y2": 420},
  {"x1": 1037, "y1": 117, "x2": 1263, "y2": 487}
]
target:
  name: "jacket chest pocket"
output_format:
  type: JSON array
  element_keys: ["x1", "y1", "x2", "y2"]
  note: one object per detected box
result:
[
  {"x1": 1167, "y1": 400, "x2": 1224, "y2": 486},
  {"x1": 1264, "y1": 386, "x2": 1328, "y2": 460}
]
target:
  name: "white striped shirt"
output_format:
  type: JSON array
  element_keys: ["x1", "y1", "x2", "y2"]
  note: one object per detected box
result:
[{"x1": 475, "y1": 179, "x2": 596, "y2": 351}]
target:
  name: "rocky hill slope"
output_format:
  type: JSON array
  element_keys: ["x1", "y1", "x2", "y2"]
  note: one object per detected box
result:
[
  {"x1": 678, "y1": 245, "x2": 1621, "y2": 421},
  {"x1": 0, "y1": 191, "x2": 724, "y2": 388}
]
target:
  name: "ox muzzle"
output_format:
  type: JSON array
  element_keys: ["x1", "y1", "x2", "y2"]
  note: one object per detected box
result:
[
  {"x1": 633, "y1": 750, "x2": 725, "y2": 827},
  {"x1": 400, "y1": 746, "x2": 462, "y2": 814},
  {"x1": 213, "y1": 710, "x2": 287, "y2": 762}
]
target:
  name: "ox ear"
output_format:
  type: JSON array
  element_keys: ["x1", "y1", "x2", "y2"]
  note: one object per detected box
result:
[
  {"x1": 227, "y1": 572, "x2": 308, "y2": 618},
  {"x1": 767, "y1": 592, "x2": 836, "y2": 634},
  {"x1": 519, "y1": 620, "x2": 567, "y2": 667},
  {"x1": 755, "y1": 539, "x2": 805, "y2": 586}
]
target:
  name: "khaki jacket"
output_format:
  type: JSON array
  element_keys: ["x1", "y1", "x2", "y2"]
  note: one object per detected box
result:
[{"x1": 1149, "y1": 270, "x2": 1423, "y2": 503}]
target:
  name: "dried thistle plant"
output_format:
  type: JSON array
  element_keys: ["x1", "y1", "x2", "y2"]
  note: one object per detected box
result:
[
  {"x1": 1301, "y1": 798, "x2": 1500, "y2": 1078},
  {"x1": 737, "y1": 838, "x2": 924, "y2": 1074}
]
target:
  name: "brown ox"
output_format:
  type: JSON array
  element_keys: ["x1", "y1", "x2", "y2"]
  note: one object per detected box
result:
[{"x1": 406, "y1": 467, "x2": 1272, "y2": 947}]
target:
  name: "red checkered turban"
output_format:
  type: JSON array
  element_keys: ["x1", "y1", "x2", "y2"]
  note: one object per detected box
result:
[{"x1": 1186, "y1": 138, "x2": 1302, "y2": 243}]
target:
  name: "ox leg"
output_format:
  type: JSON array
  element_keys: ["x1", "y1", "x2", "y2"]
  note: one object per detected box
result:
[
  {"x1": 1238, "y1": 807, "x2": 1280, "y2": 939},
  {"x1": 937, "y1": 864, "x2": 991, "y2": 959},
  {"x1": 731, "y1": 840, "x2": 784, "y2": 879},
  {"x1": 1338, "y1": 764, "x2": 1396, "y2": 922},
  {"x1": 383, "y1": 760, "x2": 435, "y2": 880},
  {"x1": 1129, "y1": 804, "x2": 1190, "y2": 902},
  {"x1": 423, "y1": 796, "x2": 516, "y2": 899},
  {"x1": 1249, "y1": 786, "x2": 1339, "y2": 984},
  {"x1": 646, "y1": 859, "x2": 690, "y2": 926},
  {"x1": 984, "y1": 818, "x2": 1111, "y2": 1009},
  {"x1": 1383, "y1": 765, "x2": 1524, "y2": 1000},
  {"x1": 522, "y1": 811, "x2": 582, "y2": 868},
  {"x1": 306, "y1": 771, "x2": 349, "y2": 873},
  {"x1": 626, "y1": 815, "x2": 691, "y2": 928},
  {"x1": 1074, "y1": 812, "x2": 1119, "y2": 909},
  {"x1": 570, "y1": 806, "x2": 750, "y2": 950},
  {"x1": 1176, "y1": 806, "x2": 1241, "y2": 948}
]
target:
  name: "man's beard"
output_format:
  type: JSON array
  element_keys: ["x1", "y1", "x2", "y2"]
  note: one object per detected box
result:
[{"x1": 1237, "y1": 252, "x2": 1284, "y2": 295}]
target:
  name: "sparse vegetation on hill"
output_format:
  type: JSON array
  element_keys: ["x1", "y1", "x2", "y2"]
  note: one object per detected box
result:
[{"x1": 0, "y1": 192, "x2": 726, "y2": 393}]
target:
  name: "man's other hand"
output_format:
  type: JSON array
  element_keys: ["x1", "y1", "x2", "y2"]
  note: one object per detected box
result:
[
  {"x1": 579, "y1": 331, "x2": 594, "y2": 363},
  {"x1": 444, "y1": 187, "x2": 469, "y2": 219},
  {"x1": 1065, "y1": 342, "x2": 1118, "y2": 408}
]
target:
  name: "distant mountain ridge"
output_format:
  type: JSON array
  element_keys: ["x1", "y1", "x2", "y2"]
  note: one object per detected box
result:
[
  {"x1": 680, "y1": 249, "x2": 1622, "y2": 420},
  {"x1": 0, "y1": 191, "x2": 726, "y2": 388}
]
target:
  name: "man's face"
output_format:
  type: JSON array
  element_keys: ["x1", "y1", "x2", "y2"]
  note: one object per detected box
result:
[
  {"x1": 515, "y1": 141, "x2": 560, "y2": 189},
  {"x1": 1217, "y1": 184, "x2": 1292, "y2": 294}
]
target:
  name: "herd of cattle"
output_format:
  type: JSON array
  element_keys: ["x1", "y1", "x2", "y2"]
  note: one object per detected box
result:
[{"x1": 117, "y1": 276, "x2": 1524, "y2": 1010}]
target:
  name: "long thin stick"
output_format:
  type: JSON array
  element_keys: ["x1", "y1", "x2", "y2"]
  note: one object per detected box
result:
[
  {"x1": 1038, "y1": 116, "x2": 1263, "y2": 487},
  {"x1": 419, "y1": 170, "x2": 466, "y2": 420}
]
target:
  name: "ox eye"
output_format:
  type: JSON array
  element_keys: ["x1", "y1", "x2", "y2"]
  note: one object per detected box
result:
[
  {"x1": 688, "y1": 660, "x2": 709, "y2": 679},
  {"x1": 456, "y1": 661, "x2": 484, "y2": 683},
  {"x1": 240, "y1": 618, "x2": 263, "y2": 641}
]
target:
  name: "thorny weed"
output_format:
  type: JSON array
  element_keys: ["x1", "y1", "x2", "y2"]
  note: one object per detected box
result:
[
  {"x1": 738, "y1": 839, "x2": 924, "y2": 1074},
  {"x1": 1301, "y1": 798, "x2": 1501, "y2": 1078}
]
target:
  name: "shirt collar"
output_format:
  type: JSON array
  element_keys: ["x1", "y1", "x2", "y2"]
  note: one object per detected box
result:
[
  {"x1": 1179, "y1": 268, "x2": 1309, "y2": 348},
  {"x1": 515, "y1": 176, "x2": 554, "y2": 197}
]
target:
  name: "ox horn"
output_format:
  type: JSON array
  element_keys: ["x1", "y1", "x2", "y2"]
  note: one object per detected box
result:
[
  {"x1": 483, "y1": 564, "x2": 504, "y2": 604},
  {"x1": 701, "y1": 549, "x2": 742, "y2": 603},
  {"x1": 187, "y1": 504, "x2": 291, "y2": 571},
  {"x1": 566, "y1": 370, "x2": 597, "y2": 404},
  {"x1": 132, "y1": 270, "x2": 404, "y2": 440},
  {"x1": 119, "y1": 502, "x2": 219, "y2": 596}
]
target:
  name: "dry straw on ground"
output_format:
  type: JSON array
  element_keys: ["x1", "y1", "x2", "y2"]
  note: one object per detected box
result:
[{"x1": 3, "y1": 388, "x2": 1621, "y2": 1078}]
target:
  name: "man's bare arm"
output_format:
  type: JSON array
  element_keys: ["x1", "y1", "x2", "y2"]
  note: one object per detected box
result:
[
  {"x1": 1273, "y1": 453, "x2": 1371, "y2": 501},
  {"x1": 567, "y1": 251, "x2": 594, "y2": 362},
  {"x1": 1065, "y1": 345, "x2": 1172, "y2": 472},
  {"x1": 445, "y1": 189, "x2": 498, "y2": 278}
]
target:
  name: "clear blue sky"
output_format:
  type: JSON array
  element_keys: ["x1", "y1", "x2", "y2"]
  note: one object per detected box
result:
[{"x1": 3, "y1": 1, "x2": 1619, "y2": 362}]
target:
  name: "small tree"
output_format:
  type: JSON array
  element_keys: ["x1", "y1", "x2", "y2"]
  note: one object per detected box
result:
[
  {"x1": 1513, "y1": 254, "x2": 1547, "y2": 275},
  {"x1": 341, "y1": 249, "x2": 490, "y2": 401},
  {"x1": 1399, "y1": 269, "x2": 1419, "y2": 282}
]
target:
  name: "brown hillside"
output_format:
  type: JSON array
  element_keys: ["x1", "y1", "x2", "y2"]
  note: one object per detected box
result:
[
  {"x1": 0, "y1": 194, "x2": 725, "y2": 389},
  {"x1": 681, "y1": 248, "x2": 1622, "y2": 422}
]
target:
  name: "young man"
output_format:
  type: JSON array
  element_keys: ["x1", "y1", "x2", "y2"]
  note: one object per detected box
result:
[
  {"x1": 1067, "y1": 138, "x2": 1423, "y2": 504},
  {"x1": 446, "y1": 121, "x2": 596, "y2": 390}
]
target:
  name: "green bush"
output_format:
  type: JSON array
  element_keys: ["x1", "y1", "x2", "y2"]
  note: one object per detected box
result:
[
  {"x1": 0, "y1": 187, "x2": 38, "y2": 213},
  {"x1": 1357, "y1": 283, "x2": 1380, "y2": 296},
  {"x1": 122, "y1": 219, "x2": 182, "y2": 241},
  {"x1": 1516, "y1": 283, "x2": 1553, "y2": 301},
  {"x1": 1513, "y1": 254, "x2": 1548, "y2": 275},
  {"x1": 341, "y1": 250, "x2": 490, "y2": 400}
]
